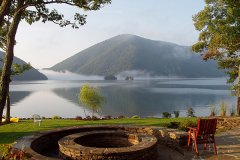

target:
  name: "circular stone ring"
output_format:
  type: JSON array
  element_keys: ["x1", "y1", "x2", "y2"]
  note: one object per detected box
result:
[{"x1": 58, "y1": 130, "x2": 157, "y2": 160}]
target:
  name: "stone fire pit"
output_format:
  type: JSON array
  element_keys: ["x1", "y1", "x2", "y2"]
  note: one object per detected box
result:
[
  {"x1": 13, "y1": 125, "x2": 188, "y2": 159},
  {"x1": 58, "y1": 131, "x2": 157, "y2": 160}
]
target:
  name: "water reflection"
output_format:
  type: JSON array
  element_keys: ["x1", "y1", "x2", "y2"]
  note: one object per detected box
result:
[
  {"x1": 9, "y1": 78, "x2": 236, "y2": 118},
  {"x1": 10, "y1": 91, "x2": 32, "y2": 105}
]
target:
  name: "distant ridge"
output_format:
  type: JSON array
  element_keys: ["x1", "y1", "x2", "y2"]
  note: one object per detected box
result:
[
  {"x1": 50, "y1": 34, "x2": 225, "y2": 78},
  {"x1": 0, "y1": 51, "x2": 47, "y2": 81}
]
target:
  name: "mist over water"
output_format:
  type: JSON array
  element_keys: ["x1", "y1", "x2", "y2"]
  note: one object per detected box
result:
[
  {"x1": 41, "y1": 69, "x2": 181, "y2": 81},
  {"x1": 40, "y1": 69, "x2": 103, "y2": 80},
  {"x1": 9, "y1": 77, "x2": 235, "y2": 118},
  {"x1": 117, "y1": 70, "x2": 181, "y2": 80}
]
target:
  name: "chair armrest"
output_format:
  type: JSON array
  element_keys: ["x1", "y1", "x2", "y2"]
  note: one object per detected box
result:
[
  {"x1": 188, "y1": 127, "x2": 196, "y2": 130},
  {"x1": 188, "y1": 127, "x2": 197, "y2": 134},
  {"x1": 188, "y1": 127, "x2": 197, "y2": 140}
]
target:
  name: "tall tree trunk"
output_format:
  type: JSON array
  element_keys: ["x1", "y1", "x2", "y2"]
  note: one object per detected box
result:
[
  {"x1": 5, "y1": 91, "x2": 10, "y2": 123},
  {"x1": 0, "y1": 0, "x2": 12, "y2": 28},
  {"x1": 0, "y1": 0, "x2": 24, "y2": 124},
  {"x1": 238, "y1": 65, "x2": 240, "y2": 115}
]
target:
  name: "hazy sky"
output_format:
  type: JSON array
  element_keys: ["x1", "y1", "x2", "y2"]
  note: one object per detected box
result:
[{"x1": 14, "y1": 0, "x2": 205, "y2": 69}]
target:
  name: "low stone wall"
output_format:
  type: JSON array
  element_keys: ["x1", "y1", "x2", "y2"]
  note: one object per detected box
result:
[
  {"x1": 14, "y1": 125, "x2": 188, "y2": 159},
  {"x1": 122, "y1": 126, "x2": 189, "y2": 153},
  {"x1": 59, "y1": 131, "x2": 157, "y2": 160},
  {"x1": 217, "y1": 117, "x2": 240, "y2": 130},
  {"x1": 151, "y1": 127, "x2": 188, "y2": 154}
]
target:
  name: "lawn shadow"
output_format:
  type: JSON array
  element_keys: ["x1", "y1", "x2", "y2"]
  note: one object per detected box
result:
[{"x1": 0, "y1": 132, "x2": 34, "y2": 144}]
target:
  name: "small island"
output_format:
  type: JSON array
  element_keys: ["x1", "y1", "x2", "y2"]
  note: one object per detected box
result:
[
  {"x1": 104, "y1": 75, "x2": 117, "y2": 80},
  {"x1": 125, "y1": 76, "x2": 134, "y2": 80}
]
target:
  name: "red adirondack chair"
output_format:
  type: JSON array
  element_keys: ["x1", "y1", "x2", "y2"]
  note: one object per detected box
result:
[{"x1": 187, "y1": 118, "x2": 218, "y2": 156}]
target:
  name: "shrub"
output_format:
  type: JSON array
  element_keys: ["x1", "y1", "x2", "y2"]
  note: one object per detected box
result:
[
  {"x1": 168, "y1": 122, "x2": 180, "y2": 129},
  {"x1": 179, "y1": 120, "x2": 197, "y2": 131},
  {"x1": 117, "y1": 115, "x2": 125, "y2": 119},
  {"x1": 85, "y1": 116, "x2": 92, "y2": 120},
  {"x1": 0, "y1": 144, "x2": 30, "y2": 160},
  {"x1": 173, "y1": 111, "x2": 180, "y2": 118},
  {"x1": 210, "y1": 104, "x2": 217, "y2": 117},
  {"x1": 131, "y1": 115, "x2": 140, "y2": 119},
  {"x1": 161, "y1": 123, "x2": 171, "y2": 128},
  {"x1": 52, "y1": 115, "x2": 61, "y2": 119},
  {"x1": 75, "y1": 116, "x2": 82, "y2": 120},
  {"x1": 230, "y1": 106, "x2": 236, "y2": 117},
  {"x1": 91, "y1": 116, "x2": 99, "y2": 120},
  {"x1": 103, "y1": 115, "x2": 112, "y2": 120},
  {"x1": 162, "y1": 112, "x2": 171, "y2": 118},
  {"x1": 187, "y1": 107, "x2": 195, "y2": 117},
  {"x1": 220, "y1": 102, "x2": 227, "y2": 117}
]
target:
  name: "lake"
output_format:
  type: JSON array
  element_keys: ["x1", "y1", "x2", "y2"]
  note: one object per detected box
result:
[{"x1": 8, "y1": 78, "x2": 235, "y2": 118}]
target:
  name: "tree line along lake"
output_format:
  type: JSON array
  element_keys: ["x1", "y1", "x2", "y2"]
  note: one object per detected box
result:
[{"x1": 8, "y1": 77, "x2": 235, "y2": 118}]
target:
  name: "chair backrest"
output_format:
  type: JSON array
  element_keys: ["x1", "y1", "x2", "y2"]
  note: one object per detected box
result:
[
  {"x1": 196, "y1": 118, "x2": 217, "y2": 137},
  {"x1": 32, "y1": 114, "x2": 41, "y2": 120}
]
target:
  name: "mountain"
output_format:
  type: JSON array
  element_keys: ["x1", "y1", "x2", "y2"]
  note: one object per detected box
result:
[
  {"x1": 50, "y1": 34, "x2": 225, "y2": 78},
  {"x1": 0, "y1": 51, "x2": 47, "y2": 80}
]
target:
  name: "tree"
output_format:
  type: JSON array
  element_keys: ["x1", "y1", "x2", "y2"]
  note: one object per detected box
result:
[
  {"x1": 0, "y1": 59, "x2": 32, "y2": 123},
  {"x1": 0, "y1": 0, "x2": 12, "y2": 28},
  {"x1": 79, "y1": 84, "x2": 104, "y2": 118},
  {"x1": 5, "y1": 63, "x2": 31, "y2": 123},
  {"x1": 192, "y1": 0, "x2": 240, "y2": 115},
  {"x1": 187, "y1": 107, "x2": 195, "y2": 117},
  {"x1": 0, "y1": 0, "x2": 111, "y2": 124}
]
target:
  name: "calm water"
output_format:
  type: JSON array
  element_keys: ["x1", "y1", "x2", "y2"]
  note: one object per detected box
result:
[{"x1": 8, "y1": 78, "x2": 236, "y2": 118}]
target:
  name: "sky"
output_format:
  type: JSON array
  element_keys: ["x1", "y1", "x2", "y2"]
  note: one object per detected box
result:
[{"x1": 14, "y1": 0, "x2": 206, "y2": 69}]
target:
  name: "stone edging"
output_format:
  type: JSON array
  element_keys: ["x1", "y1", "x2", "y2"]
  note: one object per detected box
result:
[
  {"x1": 58, "y1": 130, "x2": 157, "y2": 160},
  {"x1": 13, "y1": 125, "x2": 188, "y2": 159},
  {"x1": 217, "y1": 117, "x2": 240, "y2": 130}
]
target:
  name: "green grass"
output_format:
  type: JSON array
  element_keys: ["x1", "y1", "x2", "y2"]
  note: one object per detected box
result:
[{"x1": 0, "y1": 117, "x2": 197, "y2": 144}]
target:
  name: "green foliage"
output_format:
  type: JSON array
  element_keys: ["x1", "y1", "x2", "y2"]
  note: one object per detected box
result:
[
  {"x1": 230, "y1": 105, "x2": 236, "y2": 117},
  {"x1": 192, "y1": 0, "x2": 240, "y2": 88},
  {"x1": 0, "y1": 60, "x2": 32, "y2": 77},
  {"x1": 131, "y1": 115, "x2": 140, "y2": 119},
  {"x1": 179, "y1": 120, "x2": 198, "y2": 131},
  {"x1": 210, "y1": 104, "x2": 217, "y2": 117},
  {"x1": 52, "y1": 115, "x2": 61, "y2": 119},
  {"x1": 0, "y1": 25, "x2": 7, "y2": 50},
  {"x1": 187, "y1": 107, "x2": 195, "y2": 117},
  {"x1": 1, "y1": 0, "x2": 111, "y2": 32},
  {"x1": 79, "y1": 84, "x2": 104, "y2": 117},
  {"x1": 117, "y1": 115, "x2": 125, "y2": 119},
  {"x1": 11, "y1": 63, "x2": 32, "y2": 76},
  {"x1": 168, "y1": 122, "x2": 180, "y2": 129},
  {"x1": 0, "y1": 144, "x2": 29, "y2": 160},
  {"x1": 220, "y1": 102, "x2": 227, "y2": 117},
  {"x1": 0, "y1": 52, "x2": 47, "y2": 80},
  {"x1": 173, "y1": 111, "x2": 180, "y2": 118},
  {"x1": 162, "y1": 112, "x2": 171, "y2": 118}
]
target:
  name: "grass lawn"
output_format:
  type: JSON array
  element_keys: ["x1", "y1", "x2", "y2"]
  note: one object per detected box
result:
[{"x1": 0, "y1": 117, "x2": 197, "y2": 144}]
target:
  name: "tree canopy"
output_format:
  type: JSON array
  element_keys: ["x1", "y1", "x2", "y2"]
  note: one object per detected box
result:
[
  {"x1": 192, "y1": 0, "x2": 240, "y2": 83},
  {"x1": 192, "y1": 0, "x2": 240, "y2": 114}
]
